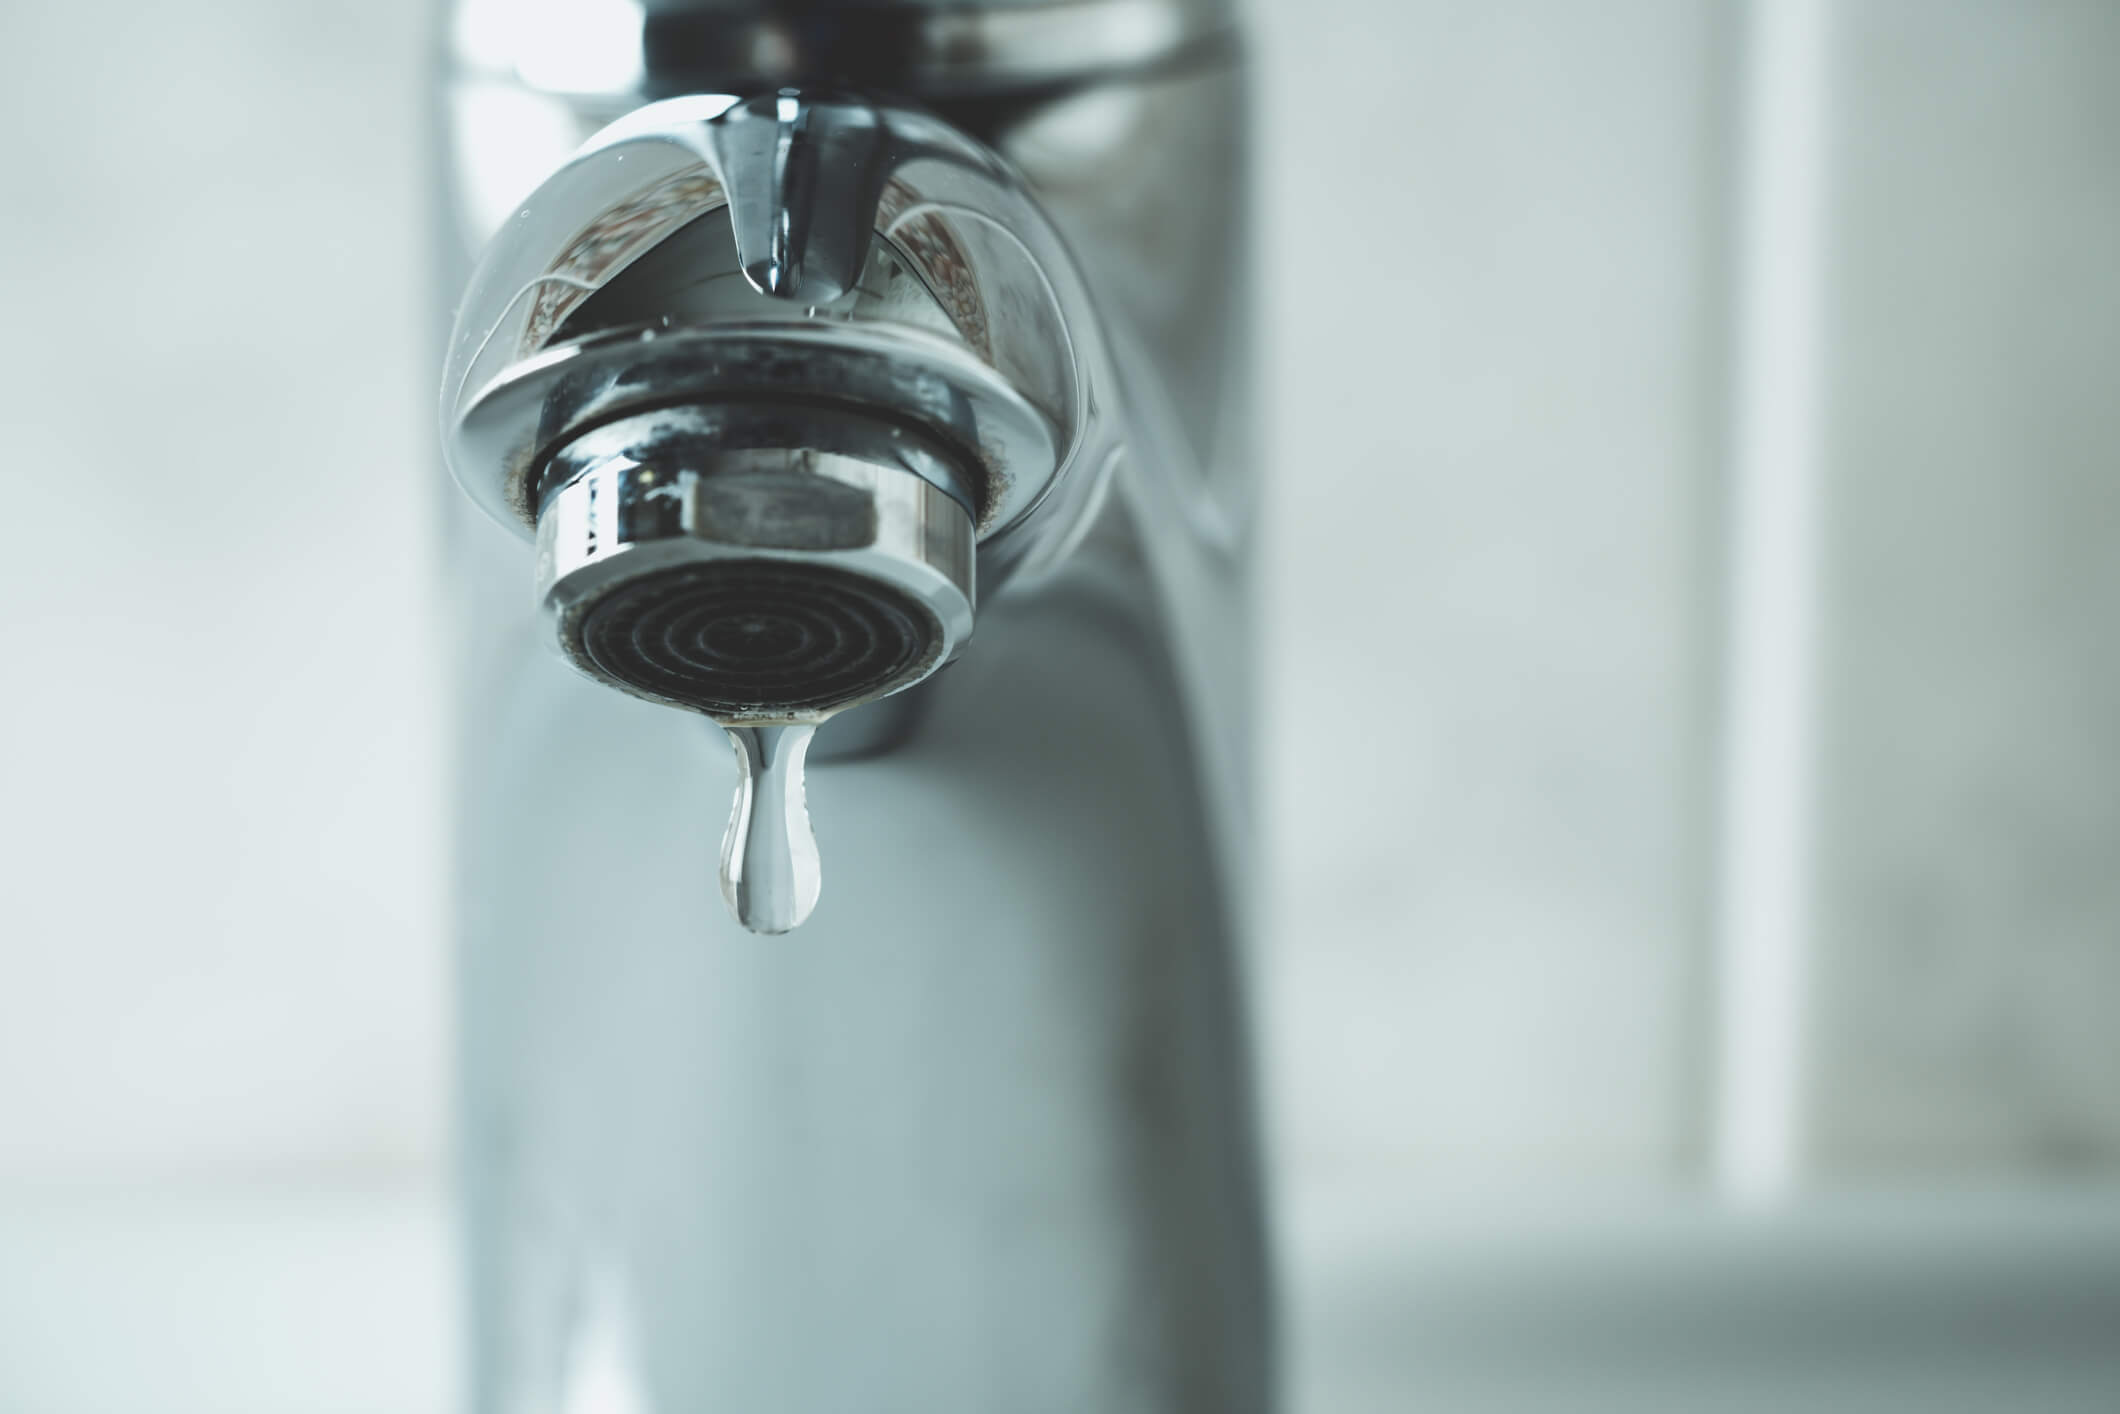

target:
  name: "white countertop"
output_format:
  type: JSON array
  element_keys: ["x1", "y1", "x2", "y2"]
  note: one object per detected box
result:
[
  {"x1": 4, "y1": 1185, "x2": 2117, "y2": 1413},
  {"x1": 0, "y1": 1186, "x2": 457, "y2": 1414}
]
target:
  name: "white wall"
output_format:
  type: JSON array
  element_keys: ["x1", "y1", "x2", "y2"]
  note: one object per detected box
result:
[
  {"x1": 0, "y1": 0, "x2": 443, "y2": 1179},
  {"x1": 1809, "y1": 0, "x2": 2120, "y2": 1172},
  {"x1": 1255, "y1": 0, "x2": 1731, "y2": 1190}
]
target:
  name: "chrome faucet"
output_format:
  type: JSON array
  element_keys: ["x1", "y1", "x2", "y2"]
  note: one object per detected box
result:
[{"x1": 439, "y1": 1, "x2": 1268, "y2": 1408}]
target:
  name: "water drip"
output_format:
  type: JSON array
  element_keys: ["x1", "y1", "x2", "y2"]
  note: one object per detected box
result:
[{"x1": 718, "y1": 722, "x2": 822, "y2": 934}]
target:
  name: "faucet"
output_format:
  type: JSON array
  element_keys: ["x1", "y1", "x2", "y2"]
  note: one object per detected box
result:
[{"x1": 438, "y1": 1, "x2": 1269, "y2": 1408}]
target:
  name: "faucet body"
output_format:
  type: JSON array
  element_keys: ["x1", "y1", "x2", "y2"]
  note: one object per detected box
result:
[{"x1": 439, "y1": 2, "x2": 1267, "y2": 1408}]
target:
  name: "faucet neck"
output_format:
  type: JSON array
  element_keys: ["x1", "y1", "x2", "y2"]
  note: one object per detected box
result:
[{"x1": 449, "y1": 0, "x2": 1240, "y2": 104}]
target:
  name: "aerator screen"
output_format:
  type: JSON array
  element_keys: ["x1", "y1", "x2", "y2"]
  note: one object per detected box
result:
[{"x1": 576, "y1": 560, "x2": 942, "y2": 718}]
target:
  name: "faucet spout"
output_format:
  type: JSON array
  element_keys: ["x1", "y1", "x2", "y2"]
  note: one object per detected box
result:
[{"x1": 441, "y1": 89, "x2": 1121, "y2": 932}]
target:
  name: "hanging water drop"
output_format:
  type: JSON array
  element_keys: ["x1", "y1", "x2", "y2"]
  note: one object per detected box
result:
[{"x1": 718, "y1": 722, "x2": 822, "y2": 934}]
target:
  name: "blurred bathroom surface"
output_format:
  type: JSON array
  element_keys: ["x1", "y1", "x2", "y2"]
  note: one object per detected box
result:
[{"x1": 1, "y1": 0, "x2": 2118, "y2": 1410}]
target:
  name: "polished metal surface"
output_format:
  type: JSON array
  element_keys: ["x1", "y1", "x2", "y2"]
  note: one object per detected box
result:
[
  {"x1": 443, "y1": 91, "x2": 1095, "y2": 552},
  {"x1": 451, "y1": 0, "x2": 1237, "y2": 100},
  {"x1": 440, "y1": 1, "x2": 1264, "y2": 1408},
  {"x1": 537, "y1": 413, "x2": 977, "y2": 722},
  {"x1": 443, "y1": 84, "x2": 1123, "y2": 727}
]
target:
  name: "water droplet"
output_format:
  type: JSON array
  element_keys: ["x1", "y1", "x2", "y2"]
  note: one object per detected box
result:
[{"x1": 718, "y1": 723, "x2": 821, "y2": 934}]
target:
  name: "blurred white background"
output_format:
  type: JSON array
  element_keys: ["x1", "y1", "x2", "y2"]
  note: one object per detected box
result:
[
  {"x1": 3, "y1": 0, "x2": 2119, "y2": 1409},
  {"x1": 0, "y1": 1, "x2": 443, "y2": 1183}
]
